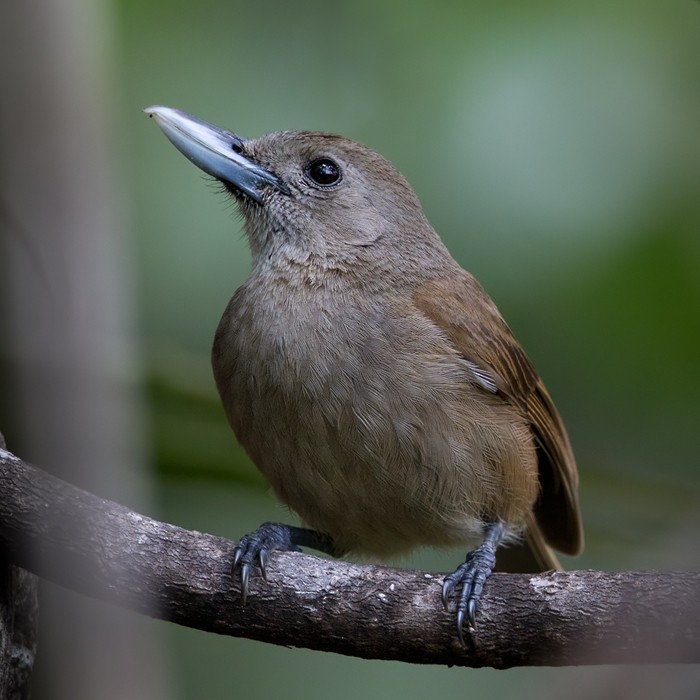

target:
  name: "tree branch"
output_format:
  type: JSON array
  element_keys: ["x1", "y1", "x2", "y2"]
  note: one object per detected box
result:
[
  {"x1": 0, "y1": 433, "x2": 37, "y2": 699},
  {"x1": 0, "y1": 446, "x2": 698, "y2": 668}
]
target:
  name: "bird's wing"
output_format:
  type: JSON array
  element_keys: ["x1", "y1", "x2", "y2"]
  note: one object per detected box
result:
[{"x1": 412, "y1": 271, "x2": 583, "y2": 557}]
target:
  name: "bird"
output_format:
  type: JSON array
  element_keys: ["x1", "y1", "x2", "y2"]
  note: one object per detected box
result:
[{"x1": 146, "y1": 105, "x2": 583, "y2": 644}]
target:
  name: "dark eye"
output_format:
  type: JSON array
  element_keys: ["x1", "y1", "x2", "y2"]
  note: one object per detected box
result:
[{"x1": 306, "y1": 158, "x2": 342, "y2": 187}]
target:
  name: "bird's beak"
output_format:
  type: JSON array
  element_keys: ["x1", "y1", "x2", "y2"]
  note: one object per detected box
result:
[{"x1": 145, "y1": 105, "x2": 287, "y2": 203}]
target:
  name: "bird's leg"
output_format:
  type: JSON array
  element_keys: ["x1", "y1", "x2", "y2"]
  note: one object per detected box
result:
[
  {"x1": 232, "y1": 522, "x2": 340, "y2": 603},
  {"x1": 441, "y1": 521, "x2": 506, "y2": 644}
]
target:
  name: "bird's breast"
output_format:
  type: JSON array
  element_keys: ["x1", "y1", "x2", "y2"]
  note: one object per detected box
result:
[{"x1": 212, "y1": 277, "x2": 539, "y2": 556}]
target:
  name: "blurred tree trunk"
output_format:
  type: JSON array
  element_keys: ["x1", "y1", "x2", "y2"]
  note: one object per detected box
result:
[{"x1": 0, "y1": 1, "x2": 169, "y2": 698}]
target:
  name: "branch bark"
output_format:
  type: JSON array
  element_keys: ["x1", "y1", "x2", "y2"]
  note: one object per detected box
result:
[
  {"x1": 0, "y1": 434, "x2": 37, "y2": 700},
  {"x1": 0, "y1": 445, "x2": 698, "y2": 668},
  {"x1": 0, "y1": 562, "x2": 37, "y2": 700}
]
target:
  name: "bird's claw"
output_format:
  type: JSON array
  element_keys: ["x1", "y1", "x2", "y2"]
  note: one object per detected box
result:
[
  {"x1": 456, "y1": 608, "x2": 467, "y2": 647},
  {"x1": 258, "y1": 548, "x2": 268, "y2": 581},
  {"x1": 442, "y1": 544, "x2": 497, "y2": 645},
  {"x1": 441, "y1": 578, "x2": 455, "y2": 610},
  {"x1": 239, "y1": 562, "x2": 251, "y2": 604},
  {"x1": 231, "y1": 522, "x2": 301, "y2": 602}
]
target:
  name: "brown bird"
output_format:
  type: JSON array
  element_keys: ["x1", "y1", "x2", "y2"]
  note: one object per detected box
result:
[{"x1": 146, "y1": 106, "x2": 583, "y2": 643}]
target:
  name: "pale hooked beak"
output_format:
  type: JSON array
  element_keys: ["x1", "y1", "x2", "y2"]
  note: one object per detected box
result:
[{"x1": 145, "y1": 105, "x2": 288, "y2": 203}]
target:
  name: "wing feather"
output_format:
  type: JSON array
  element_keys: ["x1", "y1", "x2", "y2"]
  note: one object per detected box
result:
[{"x1": 412, "y1": 271, "x2": 583, "y2": 556}]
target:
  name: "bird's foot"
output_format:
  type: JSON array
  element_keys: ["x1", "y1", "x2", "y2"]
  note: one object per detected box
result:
[
  {"x1": 232, "y1": 522, "x2": 301, "y2": 603},
  {"x1": 232, "y1": 522, "x2": 338, "y2": 602},
  {"x1": 441, "y1": 522, "x2": 505, "y2": 644}
]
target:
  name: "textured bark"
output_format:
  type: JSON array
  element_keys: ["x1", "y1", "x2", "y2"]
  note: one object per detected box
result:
[
  {"x1": 0, "y1": 434, "x2": 38, "y2": 700},
  {"x1": 0, "y1": 445, "x2": 698, "y2": 668},
  {"x1": 0, "y1": 563, "x2": 37, "y2": 700}
]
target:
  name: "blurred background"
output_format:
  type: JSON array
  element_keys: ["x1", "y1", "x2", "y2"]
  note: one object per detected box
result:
[{"x1": 1, "y1": 0, "x2": 699, "y2": 698}]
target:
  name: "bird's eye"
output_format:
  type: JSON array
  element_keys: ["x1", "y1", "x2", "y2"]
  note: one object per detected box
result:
[{"x1": 306, "y1": 158, "x2": 342, "y2": 187}]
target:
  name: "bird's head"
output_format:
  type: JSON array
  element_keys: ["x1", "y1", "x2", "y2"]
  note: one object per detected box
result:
[{"x1": 146, "y1": 106, "x2": 446, "y2": 275}]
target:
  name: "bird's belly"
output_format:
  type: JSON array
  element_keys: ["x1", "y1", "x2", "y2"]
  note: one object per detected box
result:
[
  {"x1": 271, "y1": 450, "x2": 492, "y2": 557},
  {"x1": 216, "y1": 293, "x2": 539, "y2": 557},
  {"x1": 231, "y1": 364, "x2": 538, "y2": 557}
]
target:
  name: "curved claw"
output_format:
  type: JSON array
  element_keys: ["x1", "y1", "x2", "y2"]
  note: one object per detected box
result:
[
  {"x1": 467, "y1": 597, "x2": 477, "y2": 629},
  {"x1": 240, "y1": 563, "x2": 251, "y2": 604},
  {"x1": 441, "y1": 578, "x2": 454, "y2": 611},
  {"x1": 258, "y1": 549, "x2": 268, "y2": 581},
  {"x1": 232, "y1": 546, "x2": 242, "y2": 570},
  {"x1": 456, "y1": 608, "x2": 466, "y2": 647}
]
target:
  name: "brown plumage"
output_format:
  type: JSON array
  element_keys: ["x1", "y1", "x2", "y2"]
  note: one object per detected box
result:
[
  {"x1": 412, "y1": 273, "x2": 582, "y2": 569},
  {"x1": 147, "y1": 106, "x2": 583, "y2": 639}
]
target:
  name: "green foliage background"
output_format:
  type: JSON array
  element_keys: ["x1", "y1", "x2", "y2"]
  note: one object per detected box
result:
[{"x1": 114, "y1": 0, "x2": 699, "y2": 696}]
